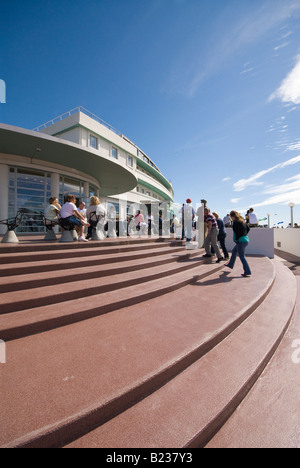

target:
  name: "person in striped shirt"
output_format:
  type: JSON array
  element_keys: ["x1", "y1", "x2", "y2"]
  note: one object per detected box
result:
[{"x1": 202, "y1": 208, "x2": 224, "y2": 263}]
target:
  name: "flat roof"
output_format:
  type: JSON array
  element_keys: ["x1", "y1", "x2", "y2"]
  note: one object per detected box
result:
[{"x1": 0, "y1": 124, "x2": 137, "y2": 197}]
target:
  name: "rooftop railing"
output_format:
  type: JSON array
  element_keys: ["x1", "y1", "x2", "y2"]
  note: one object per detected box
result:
[
  {"x1": 32, "y1": 106, "x2": 173, "y2": 183},
  {"x1": 32, "y1": 106, "x2": 122, "y2": 136}
]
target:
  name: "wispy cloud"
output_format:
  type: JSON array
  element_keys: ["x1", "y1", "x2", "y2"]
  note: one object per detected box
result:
[
  {"x1": 240, "y1": 62, "x2": 255, "y2": 76},
  {"x1": 253, "y1": 173, "x2": 300, "y2": 207},
  {"x1": 235, "y1": 174, "x2": 300, "y2": 211},
  {"x1": 264, "y1": 174, "x2": 300, "y2": 195},
  {"x1": 273, "y1": 42, "x2": 290, "y2": 52},
  {"x1": 286, "y1": 141, "x2": 300, "y2": 151},
  {"x1": 269, "y1": 54, "x2": 300, "y2": 104},
  {"x1": 231, "y1": 198, "x2": 242, "y2": 204},
  {"x1": 233, "y1": 155, "x2": 300, "y2": 191},
  {"x1": 164, "y1": 1, "x2": 300, "y2": 97}
]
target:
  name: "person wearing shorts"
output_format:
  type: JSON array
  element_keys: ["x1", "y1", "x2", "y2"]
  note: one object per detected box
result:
[{"x1": 60, "y1": 194, "x2": 89, "y2": 242}]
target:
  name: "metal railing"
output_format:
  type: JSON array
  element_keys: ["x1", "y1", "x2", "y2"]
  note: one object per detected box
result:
[
  {"x1": 32, "y1": 106, "x2": 168, "y2": 179},
  {"x1": 32, "y1": 106, "x2": 123, "y2": 136}
]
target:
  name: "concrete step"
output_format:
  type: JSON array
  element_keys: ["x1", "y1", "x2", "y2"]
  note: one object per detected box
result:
[
  {"x1": 0, "y1": 238, "x2": 180, "y2": 263},
  {"x1": 0, "y1": 257, "x2": 279, "y2": 448},
  {"x1": 0, "y1": 243, "x2": 185, "y2": 277},
  {"x1": 0, "y1": 252, "x2": 208, "y2": 314},
  {"x1": 206, "y1": 272, "x2": 300, "y2": 448},
  {"x1": 0, "y1": 248, "x2": 201, "y2": 293},
  {"x1": 64, "y1": 260, "x2": 297, "y2": 448},
  {"x1": 0, "y1": 261, "x2": 223, "y2": 341},
  {"x1": 0, "y1": 236, "x2": 172, "y2": 254}
]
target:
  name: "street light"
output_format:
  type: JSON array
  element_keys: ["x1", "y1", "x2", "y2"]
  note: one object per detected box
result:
[{"x1": 288, "y1": 202, "x2": 295, "y2": 227}]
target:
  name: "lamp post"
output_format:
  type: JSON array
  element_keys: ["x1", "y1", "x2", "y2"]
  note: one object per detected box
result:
[
  {"x1": 267, "y1": 213, "x2": 270, "y2": 228},
  {"x1": 288, "y1": 202, "x2": 295, "y2": 228}
]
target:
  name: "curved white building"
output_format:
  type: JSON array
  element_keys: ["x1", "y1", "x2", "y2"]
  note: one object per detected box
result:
[{"x1": 0, "y1": 107, "x2": 174, "y2": 233}]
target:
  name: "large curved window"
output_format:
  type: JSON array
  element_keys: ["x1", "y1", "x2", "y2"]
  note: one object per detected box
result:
[
  {"x1": 9, "y1": 167, "x2": 51, "y2": 232},
  {"x1": 59, "y1": 176, "x2": 83, "y2": 204}
]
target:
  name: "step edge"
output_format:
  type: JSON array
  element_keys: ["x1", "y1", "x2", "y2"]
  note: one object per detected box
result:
[
  {"x1": 2, "y1": 264, "x2": 277, "y2": 448},
  {"x1": 0, "y1": 250, "x2": 201, "y2": 293},
  {"x1": 0, "y1": 240, "x2": 183, "y2": 264},
  {"x1": 0, "y1": 255, "x2": 204, "y2": 314},
  {"x1": 0, "y1": 246, "x2": 186, "y2": 276},
  {"x1": 0, "y1": 263, "x2": 223, "y2": 341}
]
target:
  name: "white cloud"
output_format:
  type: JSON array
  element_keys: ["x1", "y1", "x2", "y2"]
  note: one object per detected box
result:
[
  {"x1": 269, "y1": 55, "x2": 300, "y2": 104},
  {"x1": 253, "y1": 189, "x2": 300, "y2": 208},
  {"x1": 273, "y1": 42, "x2": 289, "y2": 52},
  {"x1": 233, "y1": 155, "x2": 300, "y2": 191},
  {"x1": 164, "y1": 1, "x2": 300, "y2": 97},
  {"x1": 231, "y1": 198, "x2": 242, "y2": 204},
  {"x1": 263, "y1": 174, "x2": 300, "y2": 195},
  {"x1": 245, "y1": 174, "x2": 300, "y2": 209},
  {"x1": 286, "y1": 141, "x2": 300, "y2": 151}
]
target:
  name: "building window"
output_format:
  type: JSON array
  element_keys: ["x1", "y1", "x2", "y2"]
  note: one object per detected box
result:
[
  {"x1": 89, "y1": 134, "x2": 98, "y2": 149},
  {"x1": 59, "y1": 176, "x2": 83, "y2": 205},
  {"x1": 112, "y1": 147, "x2": 118, "y2": 159},
  {"x1": 8, "y1": 167, "x2": 51, "y2": 232},
  {"x1": 127, "y1": 155, "x2": 134, "y2": 168}
]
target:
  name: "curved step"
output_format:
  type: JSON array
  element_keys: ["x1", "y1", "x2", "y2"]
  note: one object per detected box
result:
[
  {"x1": 0, "y1": 261, "x2": 222, "y2": 340},
  {"x1": 0, "y1": 236, "x2": 169, "y2": 254},
  {"x1": 64, "y1": 259, "x2": 297, "y2": 449},
  {"x1": 0, "y1": 248, "x2": 200, "y2": 293},
  {"x1": 0, "y1": 244, "x2": 185, "y2": 277},
  {"x1": 0, "y1": 257, "x2": 276, "y2": 448},
  {"x1": 206, "y1": 274, "x2": 300, "y2": 448},
  {"x1": 0, "y1": 239, "x2": 180, "y2": 265}
]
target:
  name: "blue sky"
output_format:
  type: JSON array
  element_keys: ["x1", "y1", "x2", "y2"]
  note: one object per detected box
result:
[{"x1": 1, "y1": 0, "x2": 300, "y2": 226}]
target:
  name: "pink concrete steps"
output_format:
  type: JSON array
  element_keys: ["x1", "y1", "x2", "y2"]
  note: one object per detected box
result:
[
  {"x1": 0, "y1": 246, "x2": 198, "y2": 293},
  {"x1": 206, "y1": 273, "x2": 300, "y2": 448},
  {"x1": 0, "y1": 260, "x2": 222, "y2": 341},
  {"x1": 0, "y1": 240, "x2": 185, "y2": 276},
  {"x1": 0, "y1": 247, "x2": 201, "y2": 311},
  {"x1": 1, "y1": 256, "x2": 293, "y2": 448},
  {"x1": 0, "y1": 240, "x2": 212, "y2": 340},
  {"x1": 64, "y1": 259, "x2": 296, "y2": 448}
]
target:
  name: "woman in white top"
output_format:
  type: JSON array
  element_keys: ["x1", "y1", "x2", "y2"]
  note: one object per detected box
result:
[
  {"x1": 86, "y1": 196, "x2": 107, "y2": 240},
  {"x1": 60, "y1": 194, "x2": 89, "y2": 242}
]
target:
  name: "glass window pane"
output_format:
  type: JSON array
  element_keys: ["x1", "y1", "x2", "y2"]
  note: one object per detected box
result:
[
  {"x1": 8, "y1": 167, "x2": 50, "y2": 233},
  {"x1": 90, "y1": 135, "x2": 98, "y2": 149}
]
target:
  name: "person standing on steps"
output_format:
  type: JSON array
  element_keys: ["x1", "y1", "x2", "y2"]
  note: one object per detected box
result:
[
  {"x1": 202, "y1": 208, "x2": 224, "y2": 263},
  {"x1": 181, "y1": 198, "x2": 195, "y2": 242},
  {"x1": 225, "y1": 210, "x2": 251, "y2": 277},
  {"x1": 212, "y1": 212, "x2": 229, "y2": 260}
]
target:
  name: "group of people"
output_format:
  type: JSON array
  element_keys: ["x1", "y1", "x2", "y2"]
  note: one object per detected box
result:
[
  {"x1": 181, "y1": 199, "x2": 252, "y2": 278},
  {"x1": 203, "y1": 207, "x2": 251, "y2": 277},
  {"x1": 46, "y1": 194, "x2": 252, "y2": 277},
  {"x1": 45, "y1": 195, "x2": 165, "y2": 241},
  {"x1": 45, "y1": 194, "x2": 107, "y2": 242}
]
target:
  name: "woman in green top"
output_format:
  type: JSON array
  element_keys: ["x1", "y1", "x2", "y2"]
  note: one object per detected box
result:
[{"x1": 225, "y1": 210, "x2": 251, "y2": 277}]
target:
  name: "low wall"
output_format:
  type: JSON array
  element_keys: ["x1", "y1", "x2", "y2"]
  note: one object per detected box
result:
[
  {"x1": 274, "y1": 229, "x2": 300, "y2": 257},
  {"x1": 225, "y1": 228, "x2": 274, "y2": 259}
]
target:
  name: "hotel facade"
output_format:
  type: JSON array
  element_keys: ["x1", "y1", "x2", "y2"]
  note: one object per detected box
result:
[{"x1": 0, "y1": 107, "x2": 175, "y2": 233}]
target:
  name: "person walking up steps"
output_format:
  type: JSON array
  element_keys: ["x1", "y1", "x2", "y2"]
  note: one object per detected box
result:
[
  {"x1": 213, "y1": 212, "x2": 229, "y2": 260},
  {"x1": 225, "y1": 210, "x2": 251, "y2": 277},
  {"x1": 202, "y1": 208, "x2": 224, "y2": 263}
]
